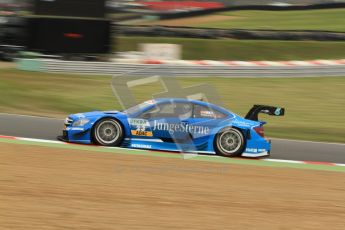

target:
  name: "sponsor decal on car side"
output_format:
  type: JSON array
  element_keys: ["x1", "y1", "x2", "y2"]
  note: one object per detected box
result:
[
  {"x1": 200, "y1": 110, "x2": 215, "y2": 118},
  {"x1": 128, "y1": 118, "x2": 210, "y2": 136},
  {"x1": 131, "y1": 143, "x2": 152, "y2": 149},
  {"x1": 245, "y1": 148, "x2": 267, "y2": 153},
  {"x1": 152, "y1": 120, "x2": 210, "y2": 135},
  {"x1": 128, "y1": 118, "x2": 153, "y2": 137}
]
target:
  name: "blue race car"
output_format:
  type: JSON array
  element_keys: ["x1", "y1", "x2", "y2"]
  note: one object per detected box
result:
[{"x1": 58, "y1": 98, "x2": 284, "y2": 157}]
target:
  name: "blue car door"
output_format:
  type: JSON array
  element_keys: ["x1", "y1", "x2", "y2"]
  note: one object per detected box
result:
[
  {"x1": 135, "y1": 101, "x2": 193, "y2": 143},
  {"x1": 183, "y1": 103, "x2": 229, "y2": 151}
]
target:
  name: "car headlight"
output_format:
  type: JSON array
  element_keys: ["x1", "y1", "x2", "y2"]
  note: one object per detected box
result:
[{"x1": 72, "y1": 118, "x2": 90, "y2": 127}]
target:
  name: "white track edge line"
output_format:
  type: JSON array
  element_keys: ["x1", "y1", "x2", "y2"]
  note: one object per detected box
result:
[
  {"x1": 1, "y1": 135, "x2": 344, "y2": 167},
  {"x1": 270, "y1": 137, "x2": 345, "y2": 146},
  {"x1": 0, "y1": 113, "x2": 64, "y2": 120}
]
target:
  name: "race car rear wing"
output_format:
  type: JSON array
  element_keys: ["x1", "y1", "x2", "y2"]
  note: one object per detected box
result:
[{"x1": 245, "y1": 105, "x2": 285, "y2": 121}]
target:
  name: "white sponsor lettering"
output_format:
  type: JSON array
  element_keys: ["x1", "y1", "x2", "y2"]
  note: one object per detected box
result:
[
  {"x1": 245, "y1": 148, "x2": 258, "y2": 153},
  {"x1": 131, "y1": 144, "x2": 152, "y2": 149},
  {"x1": 128, "y1": 118, "x2": 150, "y2": 127},
  {"x1": 200, "y1": 110, "x2": 215, "y2": 118},
  {"x1": 152, "y1": 120, "x2": 210, "y2": 135}
]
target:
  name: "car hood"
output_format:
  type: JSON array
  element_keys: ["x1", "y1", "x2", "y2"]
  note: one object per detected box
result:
[{"x1": 69, "y1": 110, "x2": 120, "y2": 120}]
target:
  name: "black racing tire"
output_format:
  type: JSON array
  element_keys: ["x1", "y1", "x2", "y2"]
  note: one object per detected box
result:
[
  {"x1": 214, "y1": 127, "x2": 245, "y2": 157},
  {"x1": 92, "y1": 118, "x2": 124, "y2": 146}
]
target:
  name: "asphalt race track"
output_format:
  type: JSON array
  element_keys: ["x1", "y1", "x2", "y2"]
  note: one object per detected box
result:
[{"x1": 0, "y1": 113, "x2": 344, "y2": 163}]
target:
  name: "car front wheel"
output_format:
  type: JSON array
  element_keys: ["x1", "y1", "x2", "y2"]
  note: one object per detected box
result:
[
  {"x1": 214, "y1": 127, "x2": 245, "y2": 157},
  {"x1": 93, "y1": 118, "x2": 123, "y2": 146}
]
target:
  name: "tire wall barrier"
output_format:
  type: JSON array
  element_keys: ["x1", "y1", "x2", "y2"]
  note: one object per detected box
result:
[
  {"x1": 155, "y1": 3, "x2": 345, "y2": 20},
  {"x1": 118, "y1": 25, "x2": 345, "y2": 41},
  {"x1": 118, "y1": 3, "x2": 345, "y2": 41}
]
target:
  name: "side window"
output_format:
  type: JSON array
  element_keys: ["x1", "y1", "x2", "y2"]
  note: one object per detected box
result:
[
  {"x1": 140, "y1": 102, "x2": 192, "y2": 119},
  {"x1": 193, "y1": 104, "x2": 227, "y2": 119}
]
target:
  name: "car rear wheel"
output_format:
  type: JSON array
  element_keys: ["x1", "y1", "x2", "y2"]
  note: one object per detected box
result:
[
  {"x1": 214, "y1": 127, "x2": 245, "y2": 157},
  {"x1": 93, "y1": 118, "x2": 123, "y2": 146}
]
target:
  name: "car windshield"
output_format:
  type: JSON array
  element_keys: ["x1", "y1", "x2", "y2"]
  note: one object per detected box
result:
[{"x1": 122, "y1": 100, "x2": 155, "y2": 115}]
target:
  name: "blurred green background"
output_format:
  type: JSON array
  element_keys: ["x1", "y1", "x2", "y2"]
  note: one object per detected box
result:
[
  {"x1": 142, "y1": 9, "x2": 345, "y2": 32},
  {"x1": 1, "y1": 68, "x2": 344, "y2": 143},
  {"x1": 117, "y1": 36, "x2": 345, "y2": 60}
]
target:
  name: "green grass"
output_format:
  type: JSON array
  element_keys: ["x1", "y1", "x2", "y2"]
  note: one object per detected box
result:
[
  {"x1": 117, "y1": 36, "x2": 345, "y2": 60},
  {"x1": 189, "y1": 9, "x2": 345, "y2": 32},
  {"x1": 1, "y1": 68, "x2": 345, "y2": 143}
]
